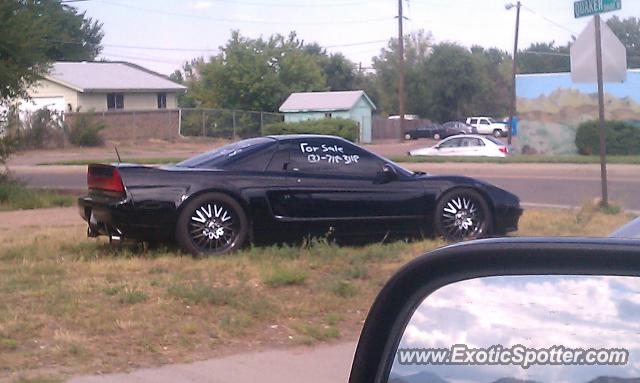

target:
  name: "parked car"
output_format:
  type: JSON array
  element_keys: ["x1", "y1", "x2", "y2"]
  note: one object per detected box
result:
[
  {"x1": 403, "y1": 124, "x2": 441, "y2": 140},
  {"x1": 78, "y1": 135, "x2": 521, "y2": 256},
  {"x1": 466, "y1": 116, "x2": 508, "y2": 137},
  {"x1": 404, "y1": 121, "x2": 476, "y2": 140},
  {"x1": 408, "y1": 134, "x2": 511, "y2": 157}
]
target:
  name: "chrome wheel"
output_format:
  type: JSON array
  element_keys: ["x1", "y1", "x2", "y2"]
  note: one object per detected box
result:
[
  {"x1": 440, "y1": 195, "x2": 485, "y2": 240},
  {"x1": 189, "y1": 202, "x2": 237, "y2": 251}
]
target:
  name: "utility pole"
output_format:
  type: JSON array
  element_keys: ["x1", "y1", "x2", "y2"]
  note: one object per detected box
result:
[
  {"x1": 397, "y1": 0, "x2": 406, "y2": 142},
  {"x1": 594, "y1": 13, "x2": 609, "y2": 208},
  {"x1": 507, "y1": 1, "x2": 521, "y2": 146}
]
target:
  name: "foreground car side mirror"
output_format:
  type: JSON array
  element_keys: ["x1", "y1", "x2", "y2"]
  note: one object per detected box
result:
[
  {"x1": 348, "y1": 237, "x2": 640, "y2": 383},
  {"x1": 376, "y1": 164, "x2": 399, "y2": 184}
]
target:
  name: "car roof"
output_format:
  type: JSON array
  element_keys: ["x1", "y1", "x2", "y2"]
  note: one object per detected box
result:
[
  {"x1": 443, "y1": 134, "x2": 500, "y2": 142},
  {"x1": 266, "y1": 134, "x2": 347, "y2": 141}
]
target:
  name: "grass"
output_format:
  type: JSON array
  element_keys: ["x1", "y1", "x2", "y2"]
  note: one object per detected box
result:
[
  {"x1": 389, "y1": 154, "x2": 640, "y2": 164},
  {"x1": 261, "y1": 265, "x2": 309, "y2": 287},
  {"x1": 37, "y1": 157, "x2": 187, "y2": 166},
  {"x1": 0, "y1": 205, "x2": 634, "y2": 380},
  {"x1": 0, "y1": 177, "x2": 75, "y2": 211}
]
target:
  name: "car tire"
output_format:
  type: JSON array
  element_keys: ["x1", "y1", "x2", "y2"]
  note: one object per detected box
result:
[
  {"x1": 404, "y1": 134, "x2": 412, "y2": 140},
  {"x1": 176, "y1": 192, "x2": 249, "y2": 257},
  {"x1": 434, "y1": 189, "x2": 492, "y2": 242},
  {"x1": 493, "y1": 129, "x2": 503, "y2": 138},
  {"x1": 433, "y1": 133, "x2": 441, "y2": 140}
]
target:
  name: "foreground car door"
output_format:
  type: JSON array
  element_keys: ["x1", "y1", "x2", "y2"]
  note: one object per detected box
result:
[{"x1": 280, "y1": 137, "x2": 426, "y2": 225}]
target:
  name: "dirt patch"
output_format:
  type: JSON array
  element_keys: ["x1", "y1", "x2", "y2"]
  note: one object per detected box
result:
[{"x1": 0, "y1": 207, "x2": 79, "y2": 231}]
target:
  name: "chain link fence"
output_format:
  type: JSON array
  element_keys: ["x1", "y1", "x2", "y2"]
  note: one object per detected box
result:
[{"x1": 180, "y1": 108, "x2": 284, "y2": 140}]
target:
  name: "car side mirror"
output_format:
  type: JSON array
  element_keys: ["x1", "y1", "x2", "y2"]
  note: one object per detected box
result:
[
  {"x1": 376, "y1": 164, "x2": 398, "y2": 184},
  {"x1": 348, "y1": 238, "x2": 640, "y2": 383}
]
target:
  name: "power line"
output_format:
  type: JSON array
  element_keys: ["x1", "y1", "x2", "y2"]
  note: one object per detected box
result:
[
  {"x1": 98, "y1": 0, "x2": 390, "y2": 26},
  {"x1": 104, "y1": 44, "x2": 219, "y2": 53},
  {"x1": 324, "y1": 39, "x2": 388, "y2": 48},
  {"x1": 200, "y1": 0, "x2": 389, "y2": 7},
  {"x1": 521, "y1": 5, "x2": 577, "y2": 37},
  {"x1": 49, "y1": 38, "x2": 389, "y2": 53}
]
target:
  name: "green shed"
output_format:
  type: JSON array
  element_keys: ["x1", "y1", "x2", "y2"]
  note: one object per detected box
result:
[{"x1": 279, "y1": 90, "x2": 376, "y2": 143}]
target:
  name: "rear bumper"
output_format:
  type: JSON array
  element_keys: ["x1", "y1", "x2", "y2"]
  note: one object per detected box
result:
[{"x1": 78, "y1": 195, "x2": 175, "y2": 241}]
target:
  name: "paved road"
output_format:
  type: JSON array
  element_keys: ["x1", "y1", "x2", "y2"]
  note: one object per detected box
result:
[
  {"x1": 13, "y1": 163, "x2": 640, "y2": 211},
  {"x1": 67, "y1": 342, "x2": 356, "y2": 383}
]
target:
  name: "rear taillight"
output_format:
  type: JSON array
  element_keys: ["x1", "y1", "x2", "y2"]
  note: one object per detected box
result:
[
  {"x1": 499, "y1": 147, "x2": 509, "y2": 154},
  {"x1": 87, "y1": 164, "x2": 124, "y2": 193}
]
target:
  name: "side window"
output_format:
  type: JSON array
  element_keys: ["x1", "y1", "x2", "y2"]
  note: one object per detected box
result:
[
  {"x1": 480, "y1": 119, "x2": 490, "y2": 125},
  {"x1": 439, "y1": 138, "x2": 460, "y2": 148},
  {"x1": 157, "y1": 93, "x2": 167, "y2": 109},
  {"x1": 107, "y1": 93, "x2": 124, "y2": 110},
  {"x1": 290, "y1": 139, "x2": 382, "y2": 176},
  {"x1": 266, "y1": 143, "x2": 290, "y2": 172},
  {"x1": 473, "y1": 138, "x2": 485, "y2": 146},
  {"x1": 469, "y1": 118, "x2": 478, "y2": 125},
  {"x1": 460, "y1": 138, "x2": 477, "y2": 146}
]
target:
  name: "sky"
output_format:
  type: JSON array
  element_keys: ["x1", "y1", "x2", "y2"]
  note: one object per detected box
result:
[
  {"x1": 70, "y1": 0, "x2": 640, "y2": 75},
  {"x1": 391, "y1": 275, "x2": 640, "y2": 383}
]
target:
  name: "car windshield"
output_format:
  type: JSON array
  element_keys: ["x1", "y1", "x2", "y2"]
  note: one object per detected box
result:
[
  {"x1": 484, "y1": 136, "x2": 505, "y2": 145},
  {"x1": 176, "y1": 137, "x2": 275, "y2": 168}
]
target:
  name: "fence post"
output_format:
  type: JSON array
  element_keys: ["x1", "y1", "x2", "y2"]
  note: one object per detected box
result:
[
  {"x1": 260, "y1": 112, "x2": 264, "y2": 136},
  {"x1": 232, "y1": 110, "x2": 236, "y2": 140},
  {"x1": 201, "y1": 110, "x2": 205, "y2": 137}
]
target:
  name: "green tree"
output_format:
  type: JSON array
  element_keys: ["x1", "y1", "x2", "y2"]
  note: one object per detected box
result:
[
  {"x1": 607, "y1": 16, "x2": 640, "y2": 68},
  {"x1": 421, "y1": 43, "x2": 480, "y2": 122},
  {"x1": 469, "y1": 46, "x2": 511, "y2": 118},
  {"x1": 185, "y1": 31, "x2": 326, "y2": 112},
  {"x1": 370, "y1": 30, "x2": 433, "y2": 116},
  {"x1": 0, "y1": 0, "x2": 103, "y2": 102},
  {"x1": 301, "y1": 43, "x2": 358, "y2": 91},
  {"x1": 0, "y1": 1, "x2": 49, "y2": 101},
  {"x1": 518, "y1": 42, "x2": 570, "y2": 74},
  {"x1": 39, "y1": 1, "x2": 103, "y2": 61}
]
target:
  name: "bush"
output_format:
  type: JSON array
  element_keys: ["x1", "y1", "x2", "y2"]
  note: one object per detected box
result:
[
  {"x1": 263, "y1": 118, "x2": 358, "y2": 142},
  {"x1": 12, "y1": 109, "x2": 66, "y2": 150},
  {"x1": 65, "y1": 114, "x2": 106, "y2": 147},
  {"x1": 575, "y1": 120, "x2": 640, "y2": 155}
]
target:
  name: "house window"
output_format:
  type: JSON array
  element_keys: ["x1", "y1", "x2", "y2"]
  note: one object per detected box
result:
[
  {"x1": 157, "y1": 93, "x2": 167, "y2": 109},
  {"x1": 107, "y1": 93, "x2": 124, "y2": 110},
  {"x1": 324, "y1": 112, "x2": 332, "y2": 119}
]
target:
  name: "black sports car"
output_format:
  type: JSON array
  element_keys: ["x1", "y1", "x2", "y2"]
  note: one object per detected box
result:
[{"x1": 78, "y1": 135, "x2": 522, "y2": 255}]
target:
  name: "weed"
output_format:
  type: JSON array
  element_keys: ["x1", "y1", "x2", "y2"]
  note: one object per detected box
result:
[
  {"x1": 343, "y1": 265, "x2": 369, "y2": 280},
  {"x1": 167, "y1": 282, "x2": 237, "y2": 306},
  {"x1": 327, "y1": 279, "x2": 357, "y2": 298},
  {"x1": 295, "y1": 323, "x2": 341, "y2": 344},
  {"x1": 262, "y1": 265, "x2": 308, "y2": 287},
  {"x1": 117, "y1": 286, "x2": 148, "y2": 305}
]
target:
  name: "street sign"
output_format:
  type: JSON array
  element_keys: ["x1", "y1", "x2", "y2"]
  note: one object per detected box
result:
[
  {"x1": 570, "y1": 17, "x2": 627, "y2": 83},
  {"x1": 574, "y1": 0, "x2": 621, "y2": 18}
]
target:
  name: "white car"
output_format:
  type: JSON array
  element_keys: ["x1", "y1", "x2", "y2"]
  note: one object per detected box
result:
[
  {"x1": 408, "y1": 134, "x2": 511, "y2": 157},
  {"x1": 466, "y1": 117, "x2": 508, "y2": 137}
]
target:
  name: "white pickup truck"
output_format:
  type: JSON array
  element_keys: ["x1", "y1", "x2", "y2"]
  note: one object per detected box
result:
[{"x1": 466, "y1": 117, "x2": 508, "y2": 138}]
